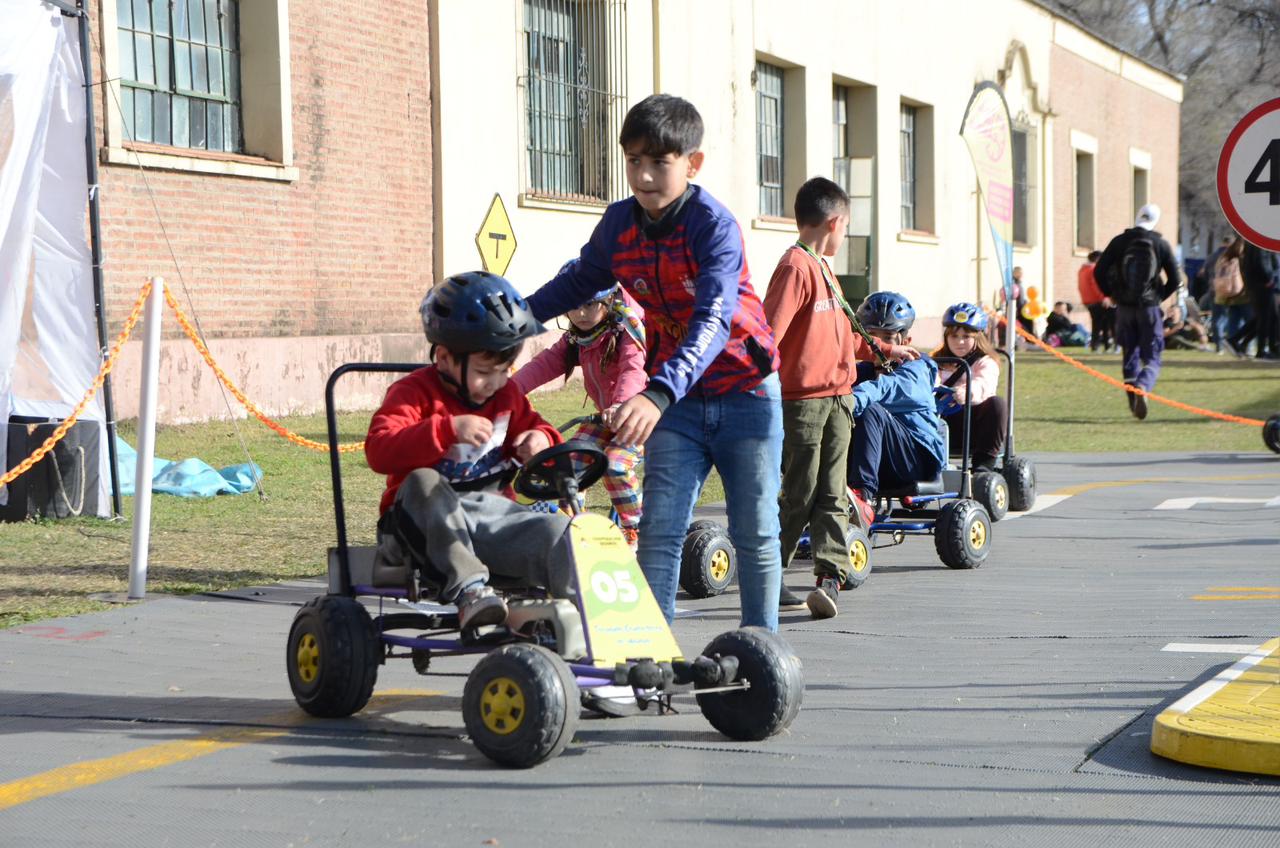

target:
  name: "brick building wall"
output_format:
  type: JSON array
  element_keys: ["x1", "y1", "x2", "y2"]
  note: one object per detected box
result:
[
  {"x1": 83, "y1": 1, "x2": 433, "y2": 421},
  {"x1": 1050, "y1": 42, "x2": 1181, "y2": 301}
]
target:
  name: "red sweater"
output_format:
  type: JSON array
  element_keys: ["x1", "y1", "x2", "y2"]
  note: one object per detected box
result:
[
  {"x1": 365, "y1": 367, "x2": 561, "y2": 514},
  {"x1": 763, "y1": 245, "x2": 884, "y2": 400}
]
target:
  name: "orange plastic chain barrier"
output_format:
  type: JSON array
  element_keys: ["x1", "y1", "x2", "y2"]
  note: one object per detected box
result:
[
  {"x1": 0, "y1": 281, "x2": 152, "y2": 488},
  {"x1": 162, "y1": 286, "x2": 365, "y2": 454},
  {"x1": 1007, "y1": 318, "x2": 1265, "y2": 427}
]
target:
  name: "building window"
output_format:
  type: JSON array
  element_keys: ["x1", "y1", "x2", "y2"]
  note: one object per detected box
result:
[
  {"x1": 522, "y1": 0, "x2": 628, "y2": 204},
  {"x1": 756, "y1": 61, "x2": 784, "y2": 217},
  {"x1": 833, "y1": 84, "x2": 851, "y2": 190},
  {"x1": 1012, "y1": 128, "x2": 1031, "y2": 245},
  {"x1": 1133, "y1": 166, "x2": 1150, "y2": 221},
  {"x1": 900, "y1": 104, "x2": 916, "y2": 231},
  {"x1": 117, "y1": 0, "x2": 242, "y2": 152},
  {"x1": 1075, "y1": 150, "x2": 1096, "y2": 249}
]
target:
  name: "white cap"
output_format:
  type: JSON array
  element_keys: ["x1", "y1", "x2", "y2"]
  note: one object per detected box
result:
[{"x1": 1135, "y1": 203, "x2": 1161, "y2": 230}]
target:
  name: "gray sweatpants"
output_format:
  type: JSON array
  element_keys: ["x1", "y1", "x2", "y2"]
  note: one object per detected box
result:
[{"x1": 382, "y1": 468, "x2": 575, "y2": 603}]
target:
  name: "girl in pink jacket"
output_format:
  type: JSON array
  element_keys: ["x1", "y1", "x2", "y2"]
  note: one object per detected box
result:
[
  {"x1": 931, "y1": 302, "x2": 1007, "y2": 469},
  {"x1": 514, "y1": 284, "x2": 647, "y2": 545}
]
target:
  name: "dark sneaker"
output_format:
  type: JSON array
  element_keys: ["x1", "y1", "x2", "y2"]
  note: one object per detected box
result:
[
  {"x1": 848, "y1": 486, "x2": 876, "y2": 531},
  {"x1": 457, "y1": 584, "x2": 507, "y2": 630},
  {"x1": 779, "y1": 584, "x2": 807, "y2": 610},
  {"x1": 1124, "y1": 383, "x2": 1137, "y2": 413},
  {"x1": 1131, "y1": 390, "x2": 1148, "y2": 420},
  {"x1": 806, "y1": 577, "x2": 840, "y2": 620}
]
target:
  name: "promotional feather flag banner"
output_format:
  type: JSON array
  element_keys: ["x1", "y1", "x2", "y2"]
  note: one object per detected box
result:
[{"x1": 960, "y1": 82, "x2": 1016, "y2": 305}]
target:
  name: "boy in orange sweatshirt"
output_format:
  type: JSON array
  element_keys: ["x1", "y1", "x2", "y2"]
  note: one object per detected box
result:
[{"x1": 763, "y1": 177, "x2": 915, "y2": 619}]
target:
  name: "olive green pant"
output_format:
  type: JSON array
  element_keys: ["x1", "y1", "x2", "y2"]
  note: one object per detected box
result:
[{"x1": 779, "y1": 395, "x2": 854, "y2": 582}]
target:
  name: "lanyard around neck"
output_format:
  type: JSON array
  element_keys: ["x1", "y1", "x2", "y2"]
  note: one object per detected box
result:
[{"x1": 793, "y1": 241, "x2": 891, "y2": 370}]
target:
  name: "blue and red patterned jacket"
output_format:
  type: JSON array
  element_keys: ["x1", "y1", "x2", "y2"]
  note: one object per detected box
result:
[{"x1": 527, "y1": 185, "x2": 779, "y2": 403}]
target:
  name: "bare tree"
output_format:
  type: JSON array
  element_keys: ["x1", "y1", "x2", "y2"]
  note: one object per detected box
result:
[{"x1": 1046, "y1": 0, "x2": 1280, "y2": 255}]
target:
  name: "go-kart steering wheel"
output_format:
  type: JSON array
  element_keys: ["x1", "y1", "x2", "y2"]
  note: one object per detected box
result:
[{"x1": 512, "y1": 440, "x2": 608, "y2": 502}]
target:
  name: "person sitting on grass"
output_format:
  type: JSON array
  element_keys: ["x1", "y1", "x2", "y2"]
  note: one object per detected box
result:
[
  {"x1": 514, "y1": 278, "x2": 648, "y2": 548},
  {"x1": 1043, "y1": 301, "x2": 1091, "y2": 347},
  {"x1": 824, "y1": 292, "x2": 946, "y2": 620},
  {"x1": 364, "y1": 271, "x2": 571, "y2": 631}
]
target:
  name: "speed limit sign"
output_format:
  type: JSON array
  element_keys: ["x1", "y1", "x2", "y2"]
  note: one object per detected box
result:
[{"x1": 1217, "y1": 97, "x2": 1280, "y2": 251}]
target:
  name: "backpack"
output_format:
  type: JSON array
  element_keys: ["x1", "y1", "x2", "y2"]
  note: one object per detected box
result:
[
  {"x1": 1113, "y1": 232, "x2": 1158, "y2": 305},
  {"x1": 1213, "y1": 256, "x2": 1244, "y2": 300}
]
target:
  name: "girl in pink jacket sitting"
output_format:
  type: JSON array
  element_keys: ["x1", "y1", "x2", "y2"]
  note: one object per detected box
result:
[
  {"x1": 514, "y1": 283, "x2": 647, "y2": 546},
  {"x1": 931, "y1": 302, "x2": 1007, "y2": 469}
]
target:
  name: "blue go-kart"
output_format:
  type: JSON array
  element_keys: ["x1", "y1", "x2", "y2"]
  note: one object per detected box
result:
[
  {"x1": 284, "y1": 363, "x2": 804, "y2": 768},
  {"x1": 795, "y1": 356, "x2": 994, "y2": 578}
]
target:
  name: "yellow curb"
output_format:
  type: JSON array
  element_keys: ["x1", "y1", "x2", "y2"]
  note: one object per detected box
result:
[{"x1": 1151, "y1": 637, "x2": 1280, "y2": 776}]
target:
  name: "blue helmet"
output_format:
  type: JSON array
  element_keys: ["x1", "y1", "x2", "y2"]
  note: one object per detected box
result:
[
  {"x1": 420, "y1": 271, "x2": 546, "y2": 353},
  {"x1": 856, "y1": 291, "x2": 916, "y2": 334},
  {"x1": 579, "y1": 285, "x2": 618, "y2": 308},
  {"x1": 943, "y1": 302, "x2": 988, "y2": 332}
]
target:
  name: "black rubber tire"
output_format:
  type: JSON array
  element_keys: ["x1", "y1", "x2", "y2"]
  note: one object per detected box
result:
[
  {"x1": 685, "y1": 518, "x2": 722, "y2": 536},
  {"x1": 286, "y1": 595, "x2": 379, "y2": 718},
  {"x1": 973, "y1": 471, "x2": 1010, "y2": 522},
  {"x1": 841, "y1": 526, "x2": 873, "y2": 590},
  {"x1": 696, "y1": 627, "x2": 803, "y2": 741},
  {"x1": 1263, "y1": 413, "x2": 1280, "y2": 455},
  {"x1": 1002, "y1": 456, "x2": 1036, "y2": 512},
  {"x1": 680, "y1": 525, "x2": 737, "y2": 598},
  {"x1": 934, "y1": 499, "x2": 992, "y2": 569},
  {"x1": 462, "y1": 644, "x2": 578, "y2": 768}
]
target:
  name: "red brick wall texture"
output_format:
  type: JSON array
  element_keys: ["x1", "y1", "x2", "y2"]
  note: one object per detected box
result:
[
  {"x1": 88, "y1": 1, "x2": 433, "y2": 340},
  {"x1": 1050, "y1": 43, "x2": 1181, "y2": 299}
]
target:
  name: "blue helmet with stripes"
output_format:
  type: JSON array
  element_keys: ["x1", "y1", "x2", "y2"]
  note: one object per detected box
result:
[
  {"x1": 856, "y1": 291, "x2": 916, "y2": 334},
  {"x1": 943, "y1": 302, "x2": 988, "y2": 332}
]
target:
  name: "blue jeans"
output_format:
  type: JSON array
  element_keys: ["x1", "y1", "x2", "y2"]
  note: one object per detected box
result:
[
  {"x1": 1114, "y1": 305, "x2": 1164, "y2": 392},
  {"x1": 637, "y1": 373, "x2": 783, "y2": 631},
  {"x1": 1214, "y1": 304, "x2": 1250, "y2": 350}
]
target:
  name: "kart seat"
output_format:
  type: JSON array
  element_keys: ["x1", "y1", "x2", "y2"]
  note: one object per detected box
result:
[{"x1": 880, "y1": 475, "x2": 946, "y2": 500}]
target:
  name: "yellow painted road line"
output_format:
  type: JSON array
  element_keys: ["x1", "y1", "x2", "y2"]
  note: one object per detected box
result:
[
  {"x1": 1151, "y1": 638, "x2": 1280, "y2": 776},
  {"x1": 1192, "y1": 594, "x2": 1280, "y2": 601},
  {"x1": 0, "y1": 690, "x2": 442, "y2": 812},
  {"x1": 1052, "y1": 471, "x2": 1280, "y2": 498}
]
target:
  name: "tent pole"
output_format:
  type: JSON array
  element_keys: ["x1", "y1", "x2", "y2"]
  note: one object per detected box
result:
[{"x1": 68, "y1": 1, "x2": 123, "y2": 518}]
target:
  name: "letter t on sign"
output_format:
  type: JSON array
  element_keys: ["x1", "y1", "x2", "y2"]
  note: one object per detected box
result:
[{"x1": 474, "y1": 194, "x2": 518, "y2": 276}]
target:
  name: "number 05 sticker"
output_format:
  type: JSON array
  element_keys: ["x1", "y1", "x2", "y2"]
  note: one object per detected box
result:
[{"x1": 1218, "y1": 97, "x2": 1280, "y2": 251}]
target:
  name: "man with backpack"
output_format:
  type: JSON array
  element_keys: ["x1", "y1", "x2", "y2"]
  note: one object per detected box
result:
[{"x1": 1093, "y1": 204, "x2": 1182, "y2": 420}]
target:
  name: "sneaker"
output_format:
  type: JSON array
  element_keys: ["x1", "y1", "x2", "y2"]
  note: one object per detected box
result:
[
  {"x1": 806, "y1": 577, "x2": 840, "y2": 620},
  {"x1": 581, "y1": 684, "x2": 641, "y2": 718},
  {"x1": 1131, "y1": 389, "x2": 1148, "y2": 420},
  {"x1": 848, "y1": 486, "x2": 876, "y2": 531},
  {"x1": 456, "y1": 584, "x2": 507, "y2": 630},
  {"x1": 779, "y1": 584, "x2": 807, "y2": 610},
  {"x1": 1124, "y1": 383, "x2": 1137, "y2": 414},
  {"x1": 620, "y1": 527, "x2": 639, "y2": 550}
]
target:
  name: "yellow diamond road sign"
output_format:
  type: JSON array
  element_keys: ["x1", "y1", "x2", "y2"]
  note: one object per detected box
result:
[{"x1": 475, "y1": 193, "x2": 517, "y2": 277}]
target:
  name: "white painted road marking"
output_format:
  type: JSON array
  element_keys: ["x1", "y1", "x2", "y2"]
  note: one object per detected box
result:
[
  {"x1": 1161, "y1": 642, "x2": 1264, "y2": 654},
  {"x1": 1153, "y1": 495, "x2": 1280, "y2": 510},
  {"x1": 1002, "y1": 494, "x2": 1071, "y2": 520}
]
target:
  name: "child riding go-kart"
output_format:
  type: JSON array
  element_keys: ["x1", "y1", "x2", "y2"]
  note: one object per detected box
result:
[{"x1": 286, "y1": 273, "x2": 802, "y2": 768}]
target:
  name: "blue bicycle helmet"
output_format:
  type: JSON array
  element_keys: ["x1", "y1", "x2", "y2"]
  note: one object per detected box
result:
[
  {"x1": 856, "y1": 291, "x2": 916, "y2": 334},
  {"x1": 943, "y1": 302, "x2": 988, "y2": 332},
  {"x1": 578, "y1": 285, "x2": 618, "y2": 308},
  {"x1": 420, "y1": 271, "x2": 546, "y2": 353}
]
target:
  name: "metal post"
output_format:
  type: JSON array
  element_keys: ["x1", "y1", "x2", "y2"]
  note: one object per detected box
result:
[
  {"x1": 1004, "y1": 270, "x2": 1017, "y2": 460},
  {"x1": 70, "y1": 2, "x2": 123, "y2": 517},
  {"x1": 128, "y1": 278, "x2": 163, "y2": 600}
]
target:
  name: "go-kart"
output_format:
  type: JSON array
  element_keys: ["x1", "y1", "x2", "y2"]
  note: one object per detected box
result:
[
  {"x1": 285, "y1": 363, "x2": 804, "y2": 768},
  {"x1": 990, "y1": 347, "x2": 1036, "y2": 512},
  {"x1": 794, "y1": 356, "x2": 994, "y2": 573}
]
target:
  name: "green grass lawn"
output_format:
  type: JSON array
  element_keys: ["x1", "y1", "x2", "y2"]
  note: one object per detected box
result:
[{"x1": 2, "y1": 348, "x2": 1276, "y2": 627}]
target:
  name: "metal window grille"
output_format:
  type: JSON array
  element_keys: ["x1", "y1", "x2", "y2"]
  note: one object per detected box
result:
[
  {"x1": 117, "y1": 0, "x2": 242, "y2": 152},
  {"x1": 756, "y1": 61, "x2": 784, "y2": 217},
  {"x1": 900, "y1": 104, "x2": 916, "y2": 231},
  {"x1": 832, "y1": 84, "x2": 850, "y2": 189},
  {"x1": 522, "y1": 0, "x2": 628, "y2": 204}
]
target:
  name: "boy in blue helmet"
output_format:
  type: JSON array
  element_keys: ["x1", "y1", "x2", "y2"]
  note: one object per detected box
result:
[
  {"x1": 814, "y1": 292, "x2": 946, "y2": 618},
  {"x1": 364, "y1": 271, "x2": 569, "y2": 630}
]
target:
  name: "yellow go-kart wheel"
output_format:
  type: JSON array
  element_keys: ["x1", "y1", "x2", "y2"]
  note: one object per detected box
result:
[
  {"x1": 973, "y1": 471, "x2": 1009, "y2": 522},
  {"x1": 934, "y1": 499, "x2": 992, "y2": 569},
  {"x1": 462, "y1": 644, "x2": 578, "y2": 768},
  {"x1": 679, "y1": 522, "x2": 737, "y2": 598},
  {"x1": 286, "y1": 595, "x2": 379, "y2": 718},
  {"x1": 840, "y1": 526, "x2": 873, "y2": 589}
]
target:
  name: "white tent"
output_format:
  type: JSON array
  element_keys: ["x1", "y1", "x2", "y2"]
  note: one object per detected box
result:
[{"x1": 0, "y1": 0, "x2": 110, "y2": 516}]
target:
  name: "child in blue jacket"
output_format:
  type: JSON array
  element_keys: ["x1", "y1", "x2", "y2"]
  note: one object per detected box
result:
[
  {"x1": 526, "y1": 94, "x2": 784, "y2": 631},
  {"x1": 826, "y1": 292, "x2": 946, "y2": 615}
]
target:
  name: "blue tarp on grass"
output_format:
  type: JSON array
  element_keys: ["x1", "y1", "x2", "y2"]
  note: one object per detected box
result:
[{"x1": 114, "y1": 437, "x2": 262, "y2": 498}]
